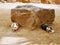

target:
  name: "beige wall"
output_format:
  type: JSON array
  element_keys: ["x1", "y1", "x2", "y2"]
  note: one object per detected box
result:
[
  {"x1": 7, "y1": 0, "x2": 12, "y2": 2},
  {"x1": 55, "y1": 0, "x2": 60, "y2": 4},
  {"x1": 16, "y1": 0, "x2": 30, "y2": 3},
  {"x1": 0, "y1": 0, "x2": 60, "y2": 4},
  {"x1": 7, "y1": 0, "x2": 16, "y2": 2},
  {"x1": 41, "y1": 0, "x2": 46, "y2": 3},
  {"x1": 30, "y1": 0, "x2": 41, "y2": 3}
]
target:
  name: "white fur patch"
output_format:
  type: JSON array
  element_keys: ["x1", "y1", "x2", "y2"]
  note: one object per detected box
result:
[
  {"x1": 11, "y1": 23, "x2": 19, "y2": 31},
  {"x1": 51, "y1": 30, "x2": 55, "y2": 33},
  {"x1": 46, "y1": 27, "x2": 51, "y2": 30}
]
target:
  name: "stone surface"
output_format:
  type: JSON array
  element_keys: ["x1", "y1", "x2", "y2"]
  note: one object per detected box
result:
[
  {"x1": 37, "y1": 9, "x2": 55, "y2": 25},
  {"x1": 11, "y1": 5, "x2": 55, "y2": 29}
]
